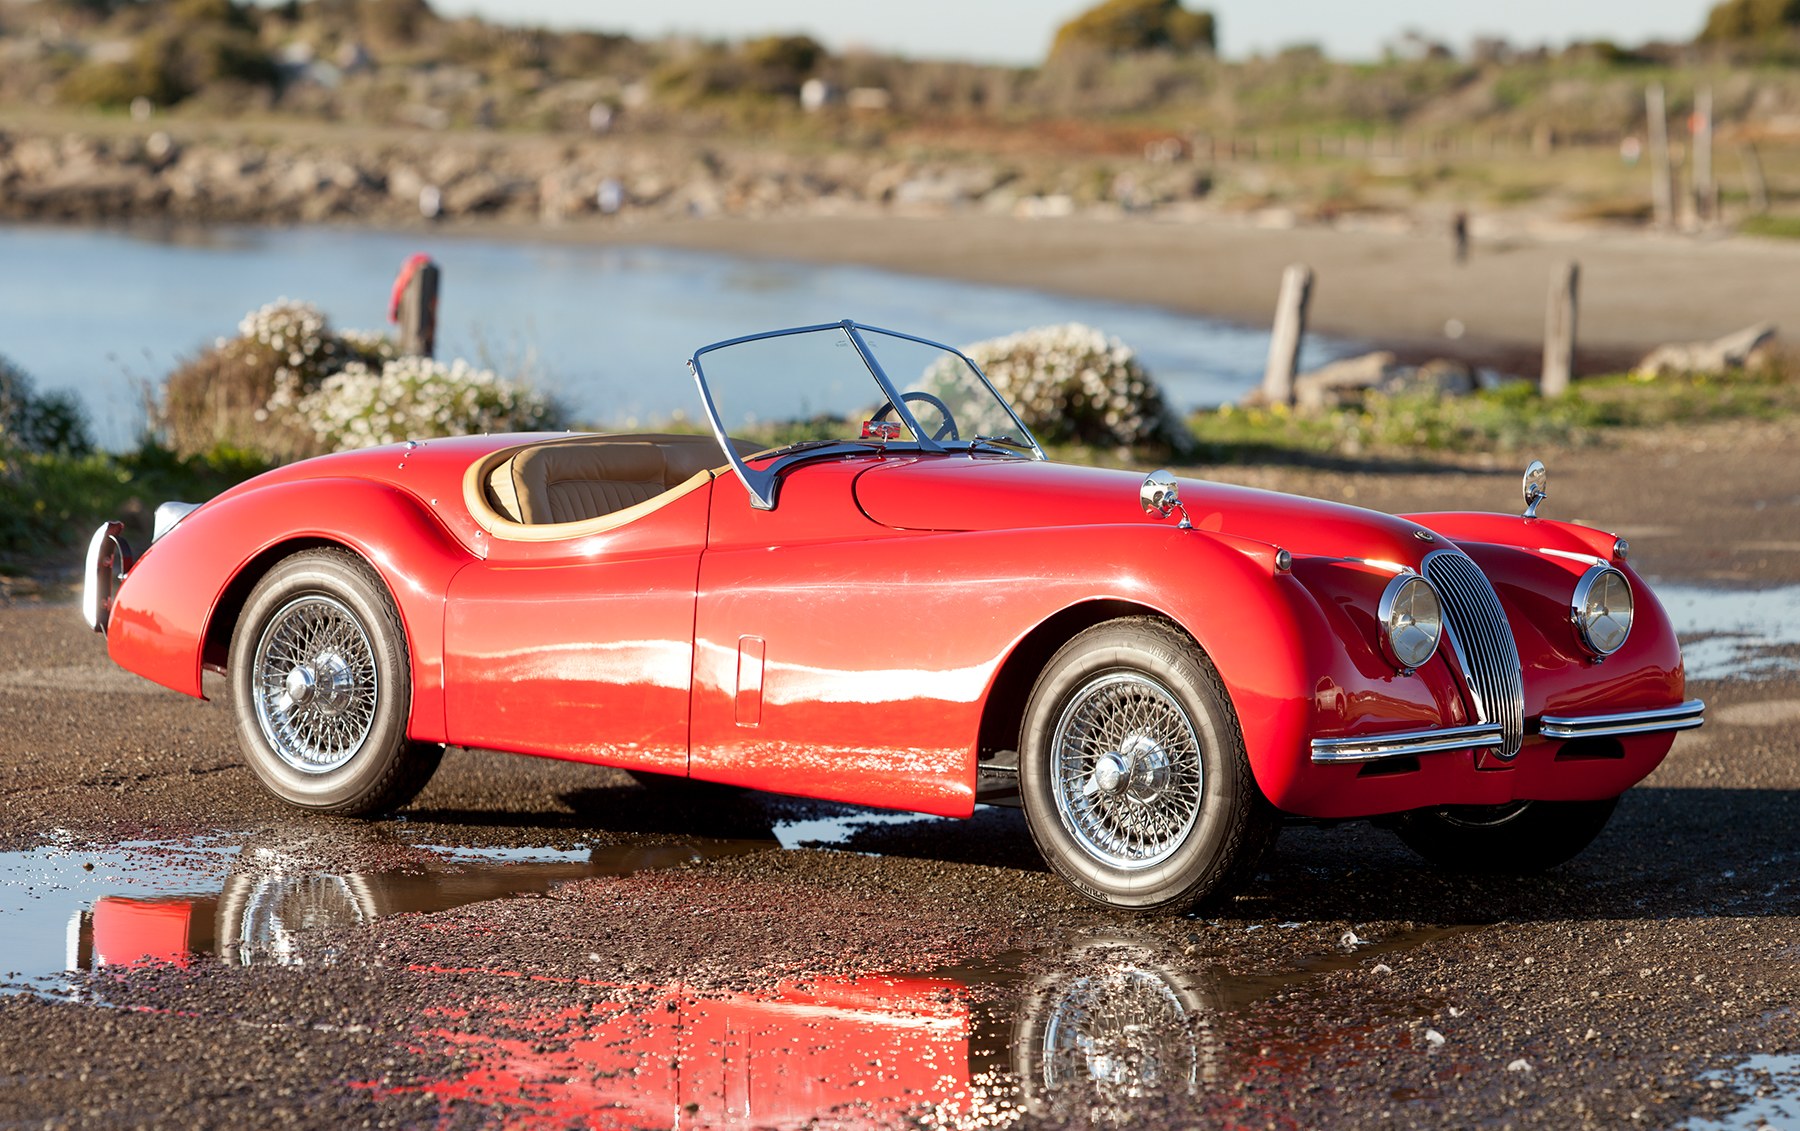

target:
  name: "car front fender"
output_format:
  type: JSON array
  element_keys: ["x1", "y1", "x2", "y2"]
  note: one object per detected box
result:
[{"x1": 106, "y1": 478, "x2": 472, "y2": 743}]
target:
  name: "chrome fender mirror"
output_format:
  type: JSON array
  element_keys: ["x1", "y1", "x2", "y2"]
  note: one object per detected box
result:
[
  {"x1": 1140, "y1": 469, "x2": 1192, "y2": 530},
  {"x1": 1522, "y1": 459, "x2": 1548, "y2": 519}
]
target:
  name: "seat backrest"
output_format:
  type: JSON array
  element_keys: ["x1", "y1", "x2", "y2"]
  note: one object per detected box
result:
[{"x1": 509, "y1": 442, "x2": 667, "y2": 525}]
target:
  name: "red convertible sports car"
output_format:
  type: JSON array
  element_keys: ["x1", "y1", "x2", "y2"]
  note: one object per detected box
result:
[{"x1": 83, "y1": 319, "x2": 1704, "y2": 912}]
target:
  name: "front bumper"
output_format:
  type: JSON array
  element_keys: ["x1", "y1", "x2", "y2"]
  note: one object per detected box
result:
[{"x1": 1310, "y1": 699, "x2": 1706, "y2": 765}]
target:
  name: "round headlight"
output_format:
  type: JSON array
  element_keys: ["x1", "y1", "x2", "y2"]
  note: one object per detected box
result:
[
  {"x1": 1380, "y1": 574, "x2": 1443, "y2": 671},
  {"x1": 1572, "y1": 565, "x2": 1633, "y2": 656}
]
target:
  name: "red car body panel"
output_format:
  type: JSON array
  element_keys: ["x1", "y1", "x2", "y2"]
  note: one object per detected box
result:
[{"x1": 101, "y1": 433, "x2": 1690, "y2": 823}]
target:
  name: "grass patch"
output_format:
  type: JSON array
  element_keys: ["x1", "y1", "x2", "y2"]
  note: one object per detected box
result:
[
  {"x1": 0, "y1": 443, "x2": 270, "y2": 573},
  {"x1": 1740, "y1": 214, "x2": 1800, "y2": 240},
  {"x1": 1188, "y1": 367, "x2": 1800, "y2": 463}
]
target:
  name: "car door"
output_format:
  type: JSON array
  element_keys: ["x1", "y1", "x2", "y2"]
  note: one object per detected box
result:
[
  {"x1": 688, "y1": 462, "x2": 990, "y2": 817},
  {"x1": 440, "y1": 479, "x2": 714, "y2": 774}
]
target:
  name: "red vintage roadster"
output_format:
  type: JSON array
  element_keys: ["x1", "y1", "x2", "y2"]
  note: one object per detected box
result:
[{"x1": 83, "y1": 320, "x2": 1703, "y2": 911}]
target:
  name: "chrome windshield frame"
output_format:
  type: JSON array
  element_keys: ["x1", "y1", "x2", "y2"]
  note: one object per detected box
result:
[{"x1": 688, "y1": 318, "x2": 1045, "y2": 510}]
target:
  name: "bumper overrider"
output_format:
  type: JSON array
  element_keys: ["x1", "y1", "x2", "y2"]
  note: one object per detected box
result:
[
  {"x1": 81, "y1": 520, "x2": 135, "y2": 634},
  {"x1": 1310, "y1": 699, "x2": 1706, "y2": 765}
]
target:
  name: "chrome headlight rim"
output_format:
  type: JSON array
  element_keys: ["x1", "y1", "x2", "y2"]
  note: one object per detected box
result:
[
  {"x1": 1571, "y1": 564, "x2": 1633, "y2": 657},
  {"x1": 1378, "y1": 573, "x2": 1444, "y2": 672}
]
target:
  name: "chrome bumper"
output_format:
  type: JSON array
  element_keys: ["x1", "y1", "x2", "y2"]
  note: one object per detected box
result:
[
  {"x1": 1310, "y1": 700, "x2": 1706, "y2": 764},
  {"x1": 1539, "y1": 699, "x2": 1706, "y2": 739},
  {"x1": 1310, "y1": 723, "x2": 1504, "y2": 764},
  {"x1": 81, "y1": 521, "x2": 133, "y2": 634}
]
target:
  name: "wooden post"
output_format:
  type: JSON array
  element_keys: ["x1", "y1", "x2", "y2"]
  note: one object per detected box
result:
[
  {"x1": 398, "y1": 259, "x2": 440, "y2": 358},
  {"x1": 1694, "y1": 85, "x2": 1715, "y2": 224},
  {"x1": 1261, "y1": 264, "x2": 1314, "y2": 406},
  {"x1": 1541, "y1": 261, "x2": 1579, "y2": 397},
  {"x1": 1647, "y1": 84, "x2": 1674, "y2": 230},
  {"x1": 1741, "y1": 143, "x2": 1770, "y2": 215}
]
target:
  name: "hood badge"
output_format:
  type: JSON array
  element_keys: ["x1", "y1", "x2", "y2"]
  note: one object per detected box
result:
[{"x1": 1414, "y1": 530, "x2": 1436, "y2": 542}]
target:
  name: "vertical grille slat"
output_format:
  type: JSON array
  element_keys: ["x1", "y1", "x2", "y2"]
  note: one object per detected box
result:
[{"x1": 1423, "y1": 551, "x2": 1525, "y2": 758}]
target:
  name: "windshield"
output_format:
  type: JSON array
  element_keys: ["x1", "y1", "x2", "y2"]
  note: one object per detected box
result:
[{"x1": 689, "y1": 320, "x2": 1043, "y2": 508}]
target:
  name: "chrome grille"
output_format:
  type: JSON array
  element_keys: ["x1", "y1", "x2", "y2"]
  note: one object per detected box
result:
[{"x1": 1423, "y1": 550, "x2": 1525, "y2": 758}]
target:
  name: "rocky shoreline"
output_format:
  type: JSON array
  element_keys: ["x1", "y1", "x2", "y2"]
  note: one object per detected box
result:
[{"x1": 0, "y1": 123, "x2": 1210, "y2": 227}]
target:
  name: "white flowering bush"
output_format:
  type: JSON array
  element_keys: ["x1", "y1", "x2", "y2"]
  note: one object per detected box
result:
[
  {"x1": 158, "y1": 298, "x2": 557, "y2": 460},
  {"x1": 944, "y1": 324, "x2": 1189, "y2": 452},
  {"x1": 296, "y1": 356, "x2": 557, "y2": 450}
]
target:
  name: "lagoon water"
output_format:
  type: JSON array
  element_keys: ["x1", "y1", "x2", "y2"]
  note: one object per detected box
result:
[{"x1": 0, "y1": 224, "x2": 1357, "y2": 449}]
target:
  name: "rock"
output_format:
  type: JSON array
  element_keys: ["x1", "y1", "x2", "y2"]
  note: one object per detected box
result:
[
  {"x1": 1288, "y1": 351, "x2": 1398, "y2": 411},
  {"x1": 1380, "y1": 357, "x2": 1477, "y2": 398},
  {"x1": 1633, "y1": 322, "x2": 1777, "y2": 378}
]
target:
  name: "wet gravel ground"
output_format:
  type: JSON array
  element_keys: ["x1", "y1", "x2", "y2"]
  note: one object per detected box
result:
[{"x1": 1, "y1": 416, "x2": 1796, "y2": 1129}]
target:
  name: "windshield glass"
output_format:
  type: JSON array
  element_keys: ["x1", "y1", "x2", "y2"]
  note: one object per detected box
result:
[{"x1": 690, "y1": 322, "x2": 1038, "y2": 456}]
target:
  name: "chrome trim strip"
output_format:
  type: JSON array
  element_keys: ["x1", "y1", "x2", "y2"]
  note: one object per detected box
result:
[
  {"x1": 1539, "y1": 699, "x2": 1706, "y2": 739},
  {"x1": 1310, "y1": 723, "x2": 1505, "y2": 764}
]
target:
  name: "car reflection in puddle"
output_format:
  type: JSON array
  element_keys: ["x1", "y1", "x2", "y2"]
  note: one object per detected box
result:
[
  {"x1": 35, "y1": 832, "x2": 1446, "y2": 1127},
  {"x1": 63, "y1": 836, "x2": 771, "y2": 972},
  {"x1": 1659, "y1": 583, "x2": 1800, "y2": 681}
]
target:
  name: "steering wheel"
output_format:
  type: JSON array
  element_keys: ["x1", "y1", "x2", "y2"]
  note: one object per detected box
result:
[{"x1": 871, "y1": 390, "x2": 960, "y2": 442}]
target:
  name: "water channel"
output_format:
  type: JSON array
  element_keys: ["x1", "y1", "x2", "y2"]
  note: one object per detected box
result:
[{"x1": 0, "y1": 224, "x2": 1359, "y2": 449}]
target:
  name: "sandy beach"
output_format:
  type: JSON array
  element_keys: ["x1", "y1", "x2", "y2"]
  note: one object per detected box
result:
[{"x1": 555, "y1": 212, "x2": 1800, "y2": 373}]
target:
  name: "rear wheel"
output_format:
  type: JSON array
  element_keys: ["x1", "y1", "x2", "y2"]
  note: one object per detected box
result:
[
  {"x1": 1394, "y1": 798, "x2": 1619, "y2": 874},
  {"x1": 230, "y1": 549, "x2": 442, "y2": 815},
  {"x1": 1019, "y1": 619, "x2": 1274, "y2": 913}
]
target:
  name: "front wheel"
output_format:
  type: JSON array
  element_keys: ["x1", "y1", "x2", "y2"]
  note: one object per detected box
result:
[
  {"x1": 1393, "y1": 798, "x2": 1619, "y2": 874},
  {"x1": 1019, "y1": 619, "x2": 1274, "y2": 913},
  {"x1": 230, "y1": 548, "x2": 442, "y2": 815}
]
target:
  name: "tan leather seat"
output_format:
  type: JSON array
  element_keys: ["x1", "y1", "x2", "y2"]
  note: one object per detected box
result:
[{"x1": 483, "y1": 434, "x2": 757, "y2": 527}]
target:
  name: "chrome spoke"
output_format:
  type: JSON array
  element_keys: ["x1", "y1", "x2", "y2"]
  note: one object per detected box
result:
[
  {"x1": 251, "y1": 595, "x2": 379, "y2": 774},
  {"x1": 1050, "y1": 672, "x2": 1205, "y2": 871}
]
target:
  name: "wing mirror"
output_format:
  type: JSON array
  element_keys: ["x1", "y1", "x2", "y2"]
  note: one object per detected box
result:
[
  {"x1": 1522, "y1": 459, "x2": 1548, "y2": 519},
  {"x1": 1140, "y1": 469, "x2": 1192, "y2": 530}
]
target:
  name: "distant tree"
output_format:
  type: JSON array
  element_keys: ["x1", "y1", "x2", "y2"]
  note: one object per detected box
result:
[
  {"x1": 1698, "y1": 0, "x2": 1800, "y2": 41},
  {"x1": 740, "y1": 34, "x2": 826, "y2": 94},
  {"x1": 1049, "y1": 0, "x2": 1216, "y2": 62}
]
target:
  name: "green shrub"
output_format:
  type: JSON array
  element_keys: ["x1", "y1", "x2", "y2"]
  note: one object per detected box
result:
[
  {"x1": 0, "y1": 355, "x2": 93, "y2": 456},
  {"x1": 1050, "y1": 0, "x2": 1216, "y2": 61}
]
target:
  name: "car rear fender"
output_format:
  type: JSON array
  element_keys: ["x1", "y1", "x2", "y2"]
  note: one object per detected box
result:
[{"x1": 106, "y1": 478, "x2": 471, "y2": 743}]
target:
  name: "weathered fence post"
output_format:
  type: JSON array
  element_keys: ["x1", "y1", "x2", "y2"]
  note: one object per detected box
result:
[
  {"x1": 397, "y1": 257, "x2": 440, "y2": 358},
  {"x1": 1741, "y1": 143, "x2": 1770, "y2": 215},
  {"x1": 1647, "y1": 84, "x2": 1674, "y2": 230},
  {"x1": 1694, "y1": 85, "x2": 1715, "y2": 224},
  {"x1": 1541, "y1": 261, "x2": 1579, "y2": 397},
  {"x1": 1261, "y1": 264, "x2": 1314, "y2": 406}
]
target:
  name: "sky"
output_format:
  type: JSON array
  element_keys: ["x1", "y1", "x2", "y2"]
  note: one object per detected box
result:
[{"x1": 428, "y1": 1, "x2": 1713, "y2": 64}]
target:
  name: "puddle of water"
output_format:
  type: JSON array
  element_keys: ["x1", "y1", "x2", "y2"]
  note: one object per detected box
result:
[
  {"x1": 1685, "y1": 1053, "x2": 1800, "y2": 1130},
  {"x1": 0, "y1": 833, "x2": 769, "y2": 991},
  {"x1": 771, "y1": 809, "x2": 946, "y2": 850},
  {"x1": 5, "y1": 823, "x2": 1462, "y2": 1128},
  {"x1": 1659, "y1": 583, "x2": 1800, "y2": 681}
]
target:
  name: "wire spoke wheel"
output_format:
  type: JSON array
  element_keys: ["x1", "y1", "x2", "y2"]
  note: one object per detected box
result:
[
  {"x1": 230, "y1": 549, "x2": 442, "y2": 815},
  {"x1": 1020, "y1": 619, "x2": 1272, "y2": 913},
  {"x1": 1051, "y1": 671, "x2": 1204, "y2": 871},
  {"x1": 252, "y1": 594, "x2": 380, "y2": 774}
]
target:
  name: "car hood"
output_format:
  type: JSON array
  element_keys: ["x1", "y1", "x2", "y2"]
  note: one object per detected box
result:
[{"x1": 853, "y1": 456, "x2": 1440, "y2": 563}]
